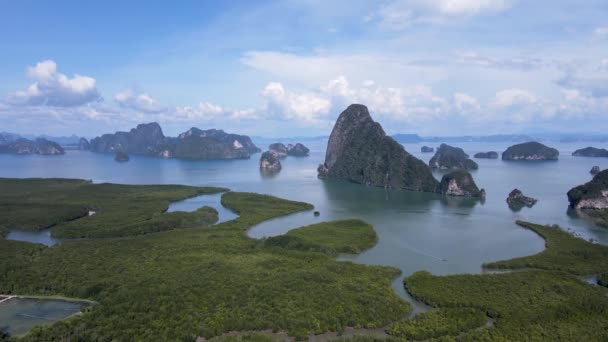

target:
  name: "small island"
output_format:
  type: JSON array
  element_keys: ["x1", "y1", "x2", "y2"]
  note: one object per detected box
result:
[
  {"x1": 438, "y1": 171, "x2": 485, "y2": 198},
  {"x1": 474, "y1": 151, "x2": 498, "y2": 159},
  {"x1": 268, "y1": 143, "x2": 288, "y2": 157},
  {"x1": 572, "y1": 147, "x2": 608, "y2": 158},
  {"x1": 260, "y1": 151, "x2": 282, "y2": 173},
  {"x1": 114, "y1": 151, "x2": 130, "y2": 162},
  {"x1": 506, "y1": 189, "x2": 537, "y2": 211},
  {"x1": 591, "y1": 166, "x2": 601, "y2": 175},
  {"x1": 421, "y1": 146, "x2": 434, "y2": 153},
  {"x1": 268, "y1": 142, "x2": 310, "y2": 157},
  {"x1": 429, "y1": 144, "x2": 478, "y2": 170},
  {"x1": 502, "y1": 141, "x2": 559, "y2": 161},
  {"x1": 286, "y1": 143, "x2": 309, "y2": 157}
]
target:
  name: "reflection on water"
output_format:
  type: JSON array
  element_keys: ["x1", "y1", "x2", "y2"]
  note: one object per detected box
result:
[
  {"x1": 167, "y1": 193, "x2": 238, "y2": 224},
  {"x1": 0, "y1": 297, "x2": 86, "y2": 337},
  {"x1": 6, "y1": 229, "x2": 59, "y2": 247}
]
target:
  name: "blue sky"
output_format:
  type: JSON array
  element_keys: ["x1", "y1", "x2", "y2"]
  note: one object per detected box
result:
[{"x1": 1, "y1": 0, "x2": 608, "y2": 137}]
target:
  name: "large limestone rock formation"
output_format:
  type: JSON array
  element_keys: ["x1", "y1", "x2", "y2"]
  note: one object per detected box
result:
[{"x1": 317, "y1": 104, "x2": 438, "y2": 192}]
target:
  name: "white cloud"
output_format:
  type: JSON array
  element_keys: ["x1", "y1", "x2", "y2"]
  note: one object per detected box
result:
[
  {"x1": 261, "y1": 82, "x2": 332, "y2": 123},
  {"x1": 593, "y1": 26, "x2": 608, "y2": 38},
  {"x1": 256, "y1": 76, "x2": 449, "y2": 126},
  {"x1": 164, "y1": 102, "x2": 260, "y2": 122},
  {"x1": 375, "y1": 0, "x2": 511, "y2": 29},
  {"x1": 115, "y1": 89, "x2": 167, "y2": 113},
  {"x1": 241, "y1": 50, "x2": 445, "y2": 88},
  {"x1": 455, "y1": 50, "x2": 544, "y2": 70},
  {"x1": 7, "y1": 60, "x2": 100, "y2": 107},
  {"x1": 492, "y1": 88, "x2": 537, "y2": 108},
  {"x1": 453, "y1": 92, "x2": 480, "y2": 114}
]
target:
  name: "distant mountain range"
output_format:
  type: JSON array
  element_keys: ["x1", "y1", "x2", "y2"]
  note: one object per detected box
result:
[
  {"x1": 391, "y1": 133, "x2": 608, "y2": 143},
  {"x1": 3, "y1": 130, "x2": 608, "y2": 150}
]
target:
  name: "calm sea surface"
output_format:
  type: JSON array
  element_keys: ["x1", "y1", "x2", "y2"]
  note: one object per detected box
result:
[{"x1": 2, "y1": 140, "x2": 607, "y2": 282}]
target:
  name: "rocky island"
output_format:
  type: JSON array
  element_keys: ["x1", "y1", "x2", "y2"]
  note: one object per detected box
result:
[
  {"x1": 114, "y1": 151, "x2": 130, "y2": 162},
  {"x1": 506, "y1": 189, "x2": 537, "y2": 211},
  {"x1": 572, "y1": 147, "x2": 608, "y2": 158},
  {"x1": 421, "y1": 146, "x2": 434, "y2": 153},
  {"x1": 259, "y1": 151, "x2": 282, "y2": 173},
  {"x1": 591, "y1": 166, "x2": 601, "y2": 175},
  {"x1": 568, "y1": 170, "x2": 608, "y2": 210},
  {"x1": 318, "y1": 104, "x2": 439, "y2": 192},
  {"x1": 429, "y1": 144, "x2": 478, "y2": 170},
  {"x1": 287, "y1": 143, "x2": 309, "y2": 156},
  {"x1": 87, "y1": 123, "x2": 260, "y2": 160},
  {"x1": 474, "y1": 151, "x2": 499, "y2": 159},
  {"x1": 438, "y1": 171, "x2": 485, "y2": 198},
  {"x1": 502, "y1": 142, "x2": 559, "y2": 161},
  {"x1": 268, "y1": 142, "x2": 310, "y2": 157},
  {"x1": 568, "y1": 170, "x2": 608, "y2": 227},
  {"x1": 0, "y1": 137, "x2": 65, "y2": 155},
  {"x1": 268, "y1": 143, "x2": 288, "y2": 157}
]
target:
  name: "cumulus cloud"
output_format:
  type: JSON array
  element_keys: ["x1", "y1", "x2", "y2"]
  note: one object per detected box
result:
[
  {"x1": 375, "y1": 0, "x2": 511, "y2": 29},
  {"x1": 160, "y1": 102, "x2": 260, "y2": 123},
  {"x1": 453, "y1": 92, "x2": 480, "y2": 114},
  {"x1": 115, "y1": 89, "x2": 167, "y2": 113},
  {"x1": 256, "y1": 76, "x2": 449, "y2": 126},
  {"x1": 7, "y1": 60, "x2": 100, "y2": 107},
  {"x1": 261, "y1": 82, "x2": 332, "y2": 123},
  {"x1": 492, "y1": 89, "x2": 537, "y2": 108}
]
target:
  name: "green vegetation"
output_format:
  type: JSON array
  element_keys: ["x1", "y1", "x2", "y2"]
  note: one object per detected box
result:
[
  {"x1": 282, "y1": 219, "x2": 378, "y2": 254},
  {"x1": 399, "y1": 221, "x2": 608, "y2": 340},
  {"x1": 0, "y1": 179, "x2": 409, "y2": 340},
  {"x1": 386, "y1": 308, "x2": 487, "y2": 340},
  {"x1": 484, "y1": 221, "x2": 608, "y2": 275},
  {"x1": 0, "y1": 178, "x2": 226, "y2": 238},
  {"x1": 599, "y1": 273, "x2": 608, "y2": 287},
  {"x1": 405, "y1": 270, "x2": 608, "y2": 341}
]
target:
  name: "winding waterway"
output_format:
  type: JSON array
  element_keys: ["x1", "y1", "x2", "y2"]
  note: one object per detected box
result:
[{"x1": 2, "y1": 139, "x2": 607, "y2": 313}]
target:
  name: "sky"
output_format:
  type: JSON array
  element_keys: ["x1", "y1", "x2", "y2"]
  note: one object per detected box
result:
[{"x1": 1, "y1": 0, "x2": 608, "y2": 138}]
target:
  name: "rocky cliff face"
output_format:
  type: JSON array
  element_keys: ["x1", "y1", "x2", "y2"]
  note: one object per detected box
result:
[
  {"x1": 474, "y1": 151, "x2": 498, "y2": 159},
  {"x1": 88, "y1": 123, "x2": 260, "y2": 160},
  {"x1": 429, "y1": 144, "x2": 478, "y2": 170},
  {"x1": 260, "y1": 151, "x2": 282, "y2": 172},
  {"x1": 438, "y1": 171, "x2": 484, "y2": 197},
  {"x1": 318, "y1": 104, "x2": 439, "y2": 192},
  {"x1": 502, "y1": 142, "x2": 559, "y2": 161},
  {"x1": 0, "y1": 137, "x2": 65, "y2": 155},
  {"x1": 573, "y1": 147, "x2": 608, "y2": 158},
  {"x1": 568, "y1": 170, "x2": 608, "y2": 209}
]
